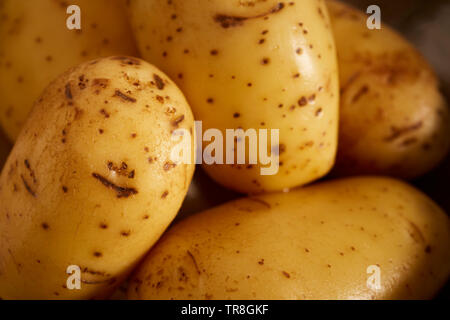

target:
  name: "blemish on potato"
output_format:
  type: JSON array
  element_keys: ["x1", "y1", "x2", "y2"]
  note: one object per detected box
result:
[
  {"x1": 65, "y1": 83, "x2": 72, "y2": 99},
  {"x1": 214, "y1": 2, "x2": 285, "y2": 28},
  {"x1": 384, "y1": 122, "x2": 423, "y2": 142},
  {"x1": 171, "y1": 115, "x2": 185, "y2": 127},
  {"x1": 21, "y1": 175, "x2": 36, "y2": 198},
  {"x1": 92, "y1": 173, "x2": 138, "y2": 198},
  {"x1": 100, "y1": 109, "x2": 110, "y2": 118},
  {"x1": 153, "y1": 74, "x2": 165, "y2": 90},
  {"x1": 186, "y1": 250, "x2": 201, "y2": 275},
  {"x1": 114, "y1": 90, "x2": 136, "y2": 103},
  {"x1": 163, "y1": 161, "x2": 177, "y2": 171}
]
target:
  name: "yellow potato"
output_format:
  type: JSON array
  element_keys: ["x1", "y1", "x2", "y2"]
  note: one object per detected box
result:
[
  {"x1": 128, "y1": 0, "x2": 339, "y2": 193},
  {"x1": 0, "y1": 0, "x2": 138, "y2": 141},
  {"x1": 0, "y1": 56, "x2": 195, "y2": 300},
  {"x1": 327, "y1": 0, "x2": 450, "y2": 178},
  {"x1": 128, "y1": 177, "x2": 450, "y2": 300}
]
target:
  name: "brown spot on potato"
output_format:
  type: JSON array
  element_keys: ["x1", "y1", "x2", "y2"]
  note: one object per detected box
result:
[
  {"x1": 100, "y1": 109, "x2": 110, "y2": 118},
  {"x1": 156, "y1": 95, "x2": 165, "y2": 103},
  {"x1": 214, "y1": 2, "x2": 285, "y2": 28},
  {"x1": 384, "y1": 122, "x2": 423, "y2": 142},
  {"x1": 153, "y1": 74, "x2": 165, "y2": 90},
  {"x1": 298, "y1": 96, "x2": 307, "y2": 106},
  {"x1": 163, "y1": 162, "x2": 177, "y2": 171},
  {"x1": 352, "y1": 85, "x2": 369, "y2": 103},
  {"x1": 114, "y1": 90, "x2": 136, "y2": 103},
  {"x1": 261, "y1": 57, "x2": 270, "y2": 65},
  {"x1": 65, "y1": 83, "x2": 72, "y2": 99},
  {"x1": 282, "y1": 271, "x2": 291, "y2": 278},
  {"x1": 21, "y1": 175, "x2": 36, "y2": 198},
  {"x1": 171, "y1": 115, "x2": 185, "y2": 127},
  {"x1": 111, "y1": 56, "x2": 141, "y2": 66},
  {"x1": 187, "y1": 250, "x2": 201, "y2": 275},
  {"x1": 92, "y1": 78, "x2": 109, "y2": 89},
  {"x1": 92, "y1": 173, "x2": 138, "y2": 198}
]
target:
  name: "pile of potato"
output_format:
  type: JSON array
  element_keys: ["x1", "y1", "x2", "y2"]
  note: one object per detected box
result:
[{"x1": 0, "y1": 0, "x2": 448, "y2": 300}]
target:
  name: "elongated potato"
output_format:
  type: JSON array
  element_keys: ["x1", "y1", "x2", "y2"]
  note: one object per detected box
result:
[
  {"x1": 327, "y1": 0, "x2": 450, "y2": 178},
  {"x1": 128, "y1": 0, "x2": 339, "y2": 193},
  {"x1": 129, "y1": 177, "x2": 450, "y2": 300},
  {"x1": 0, "y1": 56, "x2": 195, "y2": 300},
  {"x1": 0, "y1": 0, "x2": 138, "y2": 141}
]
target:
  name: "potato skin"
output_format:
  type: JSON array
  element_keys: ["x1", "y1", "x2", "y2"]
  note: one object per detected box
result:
[
  {"x1": 327, "y1": 0, "x2": 450, "y2": 179},
  {"x1": 0, "y1": 57, "x2": 195, "y2": 299},
  {"x1": 0, "y1": 0, "x2": 138, "y2": 141},
  {"x1": 128, "y1": 0, "x2": 339, "y2": 193},
  {"x1": 128, "y1": 177, "x2": 450, "y2": 300}
]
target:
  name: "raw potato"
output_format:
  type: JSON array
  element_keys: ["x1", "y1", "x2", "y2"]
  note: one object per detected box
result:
[
  {"x1": 327, "y1": 0, "x2": 450, "y2": 178},
  {"x1": 0, "y1": 0, "x2": 138, "y2": 141},
  {"x1": 0, "y1": 56, "x2": 195, "y2": 300},
  {"x1": 128, "y1": 177, "x2": 450, "y2": 300},
  {"x1": 128, "y1": 0, "x2": 339, "y2": 193}
]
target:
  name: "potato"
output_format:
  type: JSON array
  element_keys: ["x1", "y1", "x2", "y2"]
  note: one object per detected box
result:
[
  {"x1": 128, "y1": 0, "x2": 339, "y2": 193},
  {"x1": 0, "y1": 0, "x2": 138, "y2": 141},
  {"x1": 327, "y1": 0, "x2": 450, "y2": 179},
  {"x1": 0, "y1": 56, "x2": 195, "y2": 300},
  {"x1": 128, "y1": 177, "x2": 450, "y2": 300}
]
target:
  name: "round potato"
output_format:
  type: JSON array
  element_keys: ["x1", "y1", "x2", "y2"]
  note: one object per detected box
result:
[
  {"x1": 128, "y1": 177, "x2": 450, "y2": 300},
  {"x1": 327, "y1": 0, "x2": 450, "y2": 178},
  {"x1": 128, "y1": 0, "x2": 339, "y2": 193},
  {"x1": 0, "y1": 56, "x2": 195, "y2": 300},
  {"x1": 0, "y1": 0, "x2": 138, "y2": 141}
]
